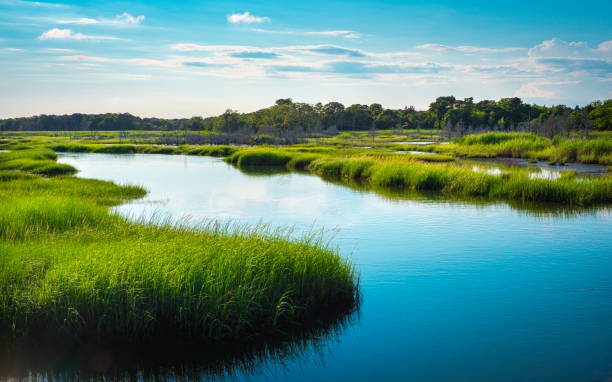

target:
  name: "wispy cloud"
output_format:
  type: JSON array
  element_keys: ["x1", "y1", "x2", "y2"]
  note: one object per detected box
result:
[
  {"x1": 58, "y1": 55, "x2": 109, "y2": 62},
  {"x1": 58, "y1": 17, "x2": 97, "y2": 25},
  {"x1": 528, "y1": 38, "x2": 612, "y2": 59},
  {"x1": 58, "y1": 12, "x2": 145, "y2": 26},
  {"x1": 253, "y1": 29, "x2": 360, "y2": 39},
  {"x1": 527, "y1": 38, "x2": 612, "y2": 77},
  {"x1": 3, "y1": 47, "x2": 24, "y2": 52},
  {"x1": 42, "y1": 48, "x2": 75, "y2": 53},
  {"x1": 227, "y1": 12, "x2": 269, "y2": 24},
  {"x1": 514, "y1": 80, "x2": 579, "y2": 99},
  {"x1": 171, "y1": 43, "x2": 252, "y2": 52},
  {"x1": 38, "y1": 28, "x2": 121, "y2": 40},
  {"x1": 129, "y1": 58, "x2": 175, "y2": 67},
  {"x1": 415, "y1": 43, "x2": 523, "y2": 53},
  {"x1": 4, "y1": 0, "x2": 66, "y2": 8},
  {"x1": 115, "y1": 12, "x2": 144, "y2": 25}
]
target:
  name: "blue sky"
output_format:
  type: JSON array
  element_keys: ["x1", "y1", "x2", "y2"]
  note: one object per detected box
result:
[{"x1": 0, "y1": 0, "x2": 611, "y2": 118}]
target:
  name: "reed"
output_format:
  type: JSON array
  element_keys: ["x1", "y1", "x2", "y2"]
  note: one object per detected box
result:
[{"x1": 308, "y1": 157, "x2": 611, "y2": 205}]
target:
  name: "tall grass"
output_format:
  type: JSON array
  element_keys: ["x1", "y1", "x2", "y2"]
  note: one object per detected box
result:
[
  {"x1": 225, "y1": 147, "x2": 611, "y2": 205},
  {"x1": 0, "y1": 148, "x2": 76, "y2": 176},
  {"x1": 308, "y1": 157, "x2": 612, "y2": 205},
  {"x1": 446, "y1": 133, "x2": 612, "y2": 165},
  {"x1": 0, "y1": 150, "x2": 359, "y2": 348}
]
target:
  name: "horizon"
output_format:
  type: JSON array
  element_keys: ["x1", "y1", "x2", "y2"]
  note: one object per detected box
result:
[
  {"x1": 1, "y1": 95, "x2": 610, "y2": 120},
  {"x1": 1, "y1": 0, "x2": 611, "y2": 119}
]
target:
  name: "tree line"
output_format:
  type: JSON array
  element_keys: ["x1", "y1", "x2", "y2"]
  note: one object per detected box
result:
[{"x1": 1, "y1": 97, "x2": 610, "y2": 137}]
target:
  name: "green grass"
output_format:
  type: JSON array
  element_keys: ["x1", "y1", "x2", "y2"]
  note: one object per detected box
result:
[
  {"x1": 224, "y1": 147, "x2": 611, "y2": 206},
  {"x1": 0, "y1": 148, "x2": 359, "y2": 349},
  {"x1": 0, "y1": 148, "x2": 76, "y2": 176},
  {"x1": 226, "y1": 150, "x2": 295, "y2": 167},
  {"x1": 307, "y1": 157, "x2": 611, "y2": 205}
]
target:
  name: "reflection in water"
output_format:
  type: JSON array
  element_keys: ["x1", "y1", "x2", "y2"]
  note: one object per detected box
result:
[
  {"x1": 235, "y1": 165, "x2": 610, "y2": 219},
  {"x1": 315, "y1": 173, "x2": 611, "y2": 218},
  {"x1": 0, "y1": 310, "x2": 359, "y2": 382},
  {"x1": 468, "y1": 157, "x2": 608, "y2": 175}
]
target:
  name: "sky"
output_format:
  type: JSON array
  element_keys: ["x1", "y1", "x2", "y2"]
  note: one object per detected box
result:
[{"x1": 0, "y1": 0, "x2": 611, "y2": 118}]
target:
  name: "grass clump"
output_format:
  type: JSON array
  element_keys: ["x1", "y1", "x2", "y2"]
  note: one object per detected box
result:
[
  {"x1": 177, "y1": 145, "x2": 239, "y2": 157},
  {"x1": 0, "y1": 148, "x2": 76, "y2": 176},
  {"x1": 226, "y1": 149, "x2": 294, "y2": 167},
  {"x1": 1, "y1": 221, "x2": 357, "y2": 346}
]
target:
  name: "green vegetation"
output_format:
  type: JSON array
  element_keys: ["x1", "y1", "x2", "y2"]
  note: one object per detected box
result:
[
  {"x1": 0, "y1": 148, "x2": 76, "y2": 176},
  {"x1": 0, "y1": 148, "x2": 359, "y2": 349},
  {"x1": 394, "y1": 133, "x2": 612, "y2": 165},
  {"x1": 1, "y1": 97, "x2": 610, "y2": 147},
  {"x1": 310, "y1": 157, "x2": 610, "y2": 205},
  {"x1": 223, "y1": 145, "x2": 611, "y2": 205},
  {"x1": 1, "y1": 133, "x2": 610, "y2": 207}
]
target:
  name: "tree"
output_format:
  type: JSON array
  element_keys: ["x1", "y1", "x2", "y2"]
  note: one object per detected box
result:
[
  {"x1": 275, "y1": 98, "x2": 293, "y2": 106},
  {"x1": 368, "y1": 103, "x2": 383, "y2": 120},
  {"x1": 429, "y1": 96, "x2": 456, "y2": 128},
  {"x1": 376, "y1": 109, "x2": 399, "y2": 130},
  {"x1": 590, "y1": 99, "x2": 612, "y2": 130}
]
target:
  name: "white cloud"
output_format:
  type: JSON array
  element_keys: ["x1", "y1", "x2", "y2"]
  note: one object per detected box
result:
[
  {"x1": 59, "y1": 17, "x2": 98, "y2": 25},
  {"x1": 9, "y1": 0, "x2": 65, "y2": 7},
  {"x1": 115, "y1": 12, "x2": 145, "y2": 25},
  {"x1": 58, "y1": 13, "x2": 145, "y2": 26},
  {"x1": 38, "y1": 28, "x2": 121, "y2": 40},
  {"x1": 253, "y1": 29, "x2": 360, "y2": 39},
  {"x1": 171, "y1": 43, "x2": 252, "y2": 52},
  {"x1": 59, "y1": 55, "x2": 109, "y2": 62},
  {"x1": 129, "y1": 58, "x2": 176, "y2": 67},
  {"x1": 597, "y1": 40, "x2": 612, "y2": 52},
  {"x1": 528, "y1": 38, "x2": 612, "y2": 59},
  {"x1": 3, "y1": 47, "x2": 24, "y2": 52},
  {"x1": 526, "y1": 38, "x2": 612, "y2": 76},
  {"x1": 514, "y1": 80, "x2": 579, "y2": 99},
  {"x1": 227, "y1": 12, "x2": 269, "y2": 24},
  {"x1": 43, "y1": 48, "x2": 75, "y2": 53},
  {"x1": 415, "y1": 43, "x2": 523, "y2": 53}
]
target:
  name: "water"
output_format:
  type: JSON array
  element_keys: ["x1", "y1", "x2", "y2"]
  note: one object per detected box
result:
[
  {"x1": 49, "y1": 153, "x2": 612, "y2": 381},
  {"x1": 470, "y1": 157, "x2": 608, "y2": 175}
]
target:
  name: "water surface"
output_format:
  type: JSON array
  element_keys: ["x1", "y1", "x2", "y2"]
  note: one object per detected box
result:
[{"x1": 49, "y1": 153, "x2": 612, "y2": 381}]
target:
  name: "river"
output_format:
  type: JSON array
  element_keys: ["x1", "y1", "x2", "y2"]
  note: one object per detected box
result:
[{"x1": 56, "y1": 152, "x2": 612, "y2": 382}]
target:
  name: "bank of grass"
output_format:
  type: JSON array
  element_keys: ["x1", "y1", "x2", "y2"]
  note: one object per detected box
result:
[
  {"x1": 308, "y1": 156, "x2": 611, "y2": 205},
  {"x1": 0, "y1": 149, "x2": 359, "y2": 349},
  {"x1": 0, "y1": 148, "x2": 76, "y2": 176},
  {"x1": 46, "y1": 142, "x2": 241, "y2": 157},
  {"x1": 226, "y1": 148, "x2": 611, "y2": 206}
]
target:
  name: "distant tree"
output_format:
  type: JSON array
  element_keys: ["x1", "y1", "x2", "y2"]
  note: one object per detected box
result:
[{"x1": 590, "y1": 99, "x2": 612, "y2": 130}]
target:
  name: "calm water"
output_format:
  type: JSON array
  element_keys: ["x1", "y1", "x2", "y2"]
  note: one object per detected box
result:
[{"x1": 55, "y1": 153, "x2": 611, "y2": 382}]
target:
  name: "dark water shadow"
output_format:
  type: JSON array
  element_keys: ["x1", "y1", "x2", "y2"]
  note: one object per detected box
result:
[{"x1": 0, "y1": 308, "x2": 359, "y2": 382}]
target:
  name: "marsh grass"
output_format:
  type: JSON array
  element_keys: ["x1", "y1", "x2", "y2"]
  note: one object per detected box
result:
[
  {"x1": 414, "y1": 133, "x2": 612, "y2": 165},
  {"x1": 308, "y1": 157, "x2": 611, "y2": 205},
  {"x1": 0, "y1": 150, "x2": 359, "y2": 349},
  {"x1": 0, "y1": 148, "x2": 76, "y2": 176}
]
